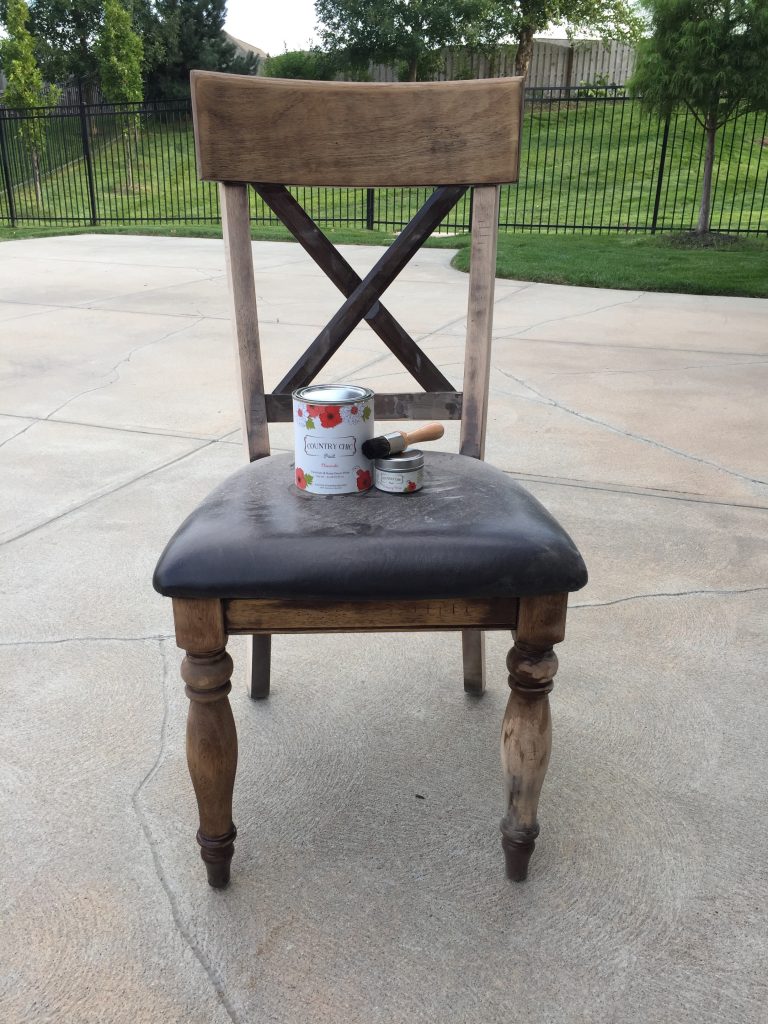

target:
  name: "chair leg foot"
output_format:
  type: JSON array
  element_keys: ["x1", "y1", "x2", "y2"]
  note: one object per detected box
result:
[
  {"x1": 198, "y1": 826, "x2": 237, "y2": 888},
  {"x1": 182, "y1": 648, "x2": 238, "y2": 887},
  {"x1": 501, "y1": 833, "x2": 537, "y2": 882}
]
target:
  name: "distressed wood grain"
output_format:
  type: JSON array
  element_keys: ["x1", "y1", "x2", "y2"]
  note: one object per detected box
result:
[{"x1": 192, "y1": 73, "x2": 523, "y2": 186}]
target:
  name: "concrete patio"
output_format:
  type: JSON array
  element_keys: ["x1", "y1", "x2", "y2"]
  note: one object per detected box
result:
[{"x1": 1, "y1": 233, "x2": 767, "y2": 1024}]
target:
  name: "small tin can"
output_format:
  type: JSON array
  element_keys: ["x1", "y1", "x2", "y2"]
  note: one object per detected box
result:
[
  {"x1": 374, "y1": 449, "x2": 424, "y2": 493},
  {"x1": 292, "y1": 384, "x2": 374, "y2": 494}
]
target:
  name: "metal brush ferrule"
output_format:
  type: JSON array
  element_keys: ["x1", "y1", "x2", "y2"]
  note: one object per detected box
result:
[{"x1": 387, "y1": 432, "x2": 407, "y2": 454}]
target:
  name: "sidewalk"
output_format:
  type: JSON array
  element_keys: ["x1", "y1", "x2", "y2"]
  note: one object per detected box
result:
[{"x1": 1, "y1": 234, "x2": 766, "y2": 1024}]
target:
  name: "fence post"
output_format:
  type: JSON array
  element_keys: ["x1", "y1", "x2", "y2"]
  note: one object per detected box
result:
[
  {"x1": 650, "y1": 113, "x2": 671, "y2": 235},
  {"x1": 0, "y1": 110, "x2": 17, "y2": 228},
  {"x1": 365, "y1": 187, "x2": 375, "y2": 230},
  {"x1": 78, "y1": 82, "x2": 98, "y2": 226}
]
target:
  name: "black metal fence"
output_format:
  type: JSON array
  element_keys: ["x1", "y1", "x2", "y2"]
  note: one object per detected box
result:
[{"x1": 1, "y1": 87, "x2": 766, "y2": 233}]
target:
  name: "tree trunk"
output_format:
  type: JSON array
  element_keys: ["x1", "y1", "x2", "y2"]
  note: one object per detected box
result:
[
  {"x1": 123, "y1": 132, "x2": 134, "y2": 191},
  {"x1": 514, "y1": 27, "x2": 535, "y2": 78},
  {"x1": 696, "y1": 115, "x2": 717, "y2": 235},
  {"x1": 407, "y1": 57, "x2": 418, "y2": 82},
  {"x1": 31, "y1": 148, "x2": 42, "y2": 206}
]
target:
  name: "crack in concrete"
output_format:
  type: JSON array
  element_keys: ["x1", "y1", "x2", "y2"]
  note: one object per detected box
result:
[
  {"x1": 572, "y1": 585, "x2": 768, "y2": 609},
  {"x1": 493, "y1": 366, "x2": 768, "y2": 488},
  {"x1": 0, "y1": 634, "x2": 174, "y2": 647},
  {"x1": 0, "y1": 305, "x2": 55, "y2": 326},
  {"x1": 493, "y1": 290, "x2": 645, "y2": 340},
  {"x1": 49, "y1": 315, "x2": 206, "y2": 420},
  {"x1": 131, "y1": 639, "x2": 242, "y2": 1024},
  {"x1": 0, "y1": 419, "x2": 37, "y2": 452},
  {"x1": 0, "y1": 316, "x2": 206, "y2": 455}
]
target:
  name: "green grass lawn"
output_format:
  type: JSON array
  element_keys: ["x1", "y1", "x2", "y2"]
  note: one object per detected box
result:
[
  {"x1": 3, "y1": 221, "x2": 766, "y2": 297},
  {"x1": 451, "y1": 232, "x2": 768, "y2": 297},
  {"x1": 1, "y1": 99, "x2": 766, "y2": 234}
]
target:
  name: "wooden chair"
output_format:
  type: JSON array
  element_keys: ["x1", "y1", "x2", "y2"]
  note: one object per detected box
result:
[{"x1": 153, "y1": 72, "x2": 588, "y2": 889}]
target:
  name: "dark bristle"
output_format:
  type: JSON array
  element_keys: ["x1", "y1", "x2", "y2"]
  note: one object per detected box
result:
[{"x1": 362, "y1": 436, "x2": 391, "y2": 460}]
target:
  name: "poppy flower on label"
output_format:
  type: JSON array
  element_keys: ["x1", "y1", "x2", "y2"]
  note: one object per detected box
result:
[{"x1": 318, "y1": 405, "x2": 343, "y2": 428}]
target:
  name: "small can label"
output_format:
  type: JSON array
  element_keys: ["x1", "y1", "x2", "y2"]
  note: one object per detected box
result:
[
  {"x1": 293, "y1": 385, "x2": 374, "y2": 494},
  {"x1": 374, "y1": 468, "x2": 422, "y2": 493}
]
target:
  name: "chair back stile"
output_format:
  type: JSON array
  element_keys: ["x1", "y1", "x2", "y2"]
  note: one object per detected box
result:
[
  {"x1": 220, "y1": 182, "x2": 270, "y2": 461},
  {"x1": 191, "y1": 72, "x2": 523, "y2": 463}
]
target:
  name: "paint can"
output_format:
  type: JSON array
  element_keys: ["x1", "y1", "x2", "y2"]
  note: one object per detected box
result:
[
  {"x1": 374, "y1": 449, "x2": 424, "y2": 493},
  {"x1": 292, "y1": 384, "x2": 374, "y2": 494}
]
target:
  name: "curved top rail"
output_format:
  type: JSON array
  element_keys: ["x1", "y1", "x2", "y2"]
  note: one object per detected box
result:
[{"x1": 191, "y1": 71, "x2": 523, "y2": 187}]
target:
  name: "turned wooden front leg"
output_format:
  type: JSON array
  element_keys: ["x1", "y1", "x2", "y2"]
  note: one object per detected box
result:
[
  {"x1": 173, "y1": 598, "x2": 237, "y2": 889},
  {"x1": 501, "y1": 594, "x2": 567, "y2": 881}
]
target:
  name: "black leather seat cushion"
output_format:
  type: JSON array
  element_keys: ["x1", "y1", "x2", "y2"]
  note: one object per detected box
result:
[{"x1": 153, "y1": 452, "x2": 587, "y2": 600}]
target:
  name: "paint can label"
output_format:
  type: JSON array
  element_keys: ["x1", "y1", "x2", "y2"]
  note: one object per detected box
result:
[{"x1": 293, "y1": 384, "x2": 374, "y2": 494}]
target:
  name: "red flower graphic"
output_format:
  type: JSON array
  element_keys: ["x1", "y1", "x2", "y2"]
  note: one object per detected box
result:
[
  {"x1": 356, "y1": 469, "x2": 372, "y2": 491},
  {"x1": 306, "y1": 403, "x2": 323, "y2": 416},
  {"x1": 295, "y1": 468, "x2": 307, "y2": 490},
  {"x1": 318, "y1": 405, "x2": 343, "y2": 428},
  {"x1": 297, "y1": 408, "x2": 303, "y2": 417},
  {"x1": 406, "y1": 480, "x2": 417, "y2": 491},
  {"x1": 350, "y1": 405, "x2": 358, "y2": 415}
]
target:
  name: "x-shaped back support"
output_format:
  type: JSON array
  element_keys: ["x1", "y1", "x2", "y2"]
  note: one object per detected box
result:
[{"x1": 252, "y1": 183, "x2": 468, "y2": 414}]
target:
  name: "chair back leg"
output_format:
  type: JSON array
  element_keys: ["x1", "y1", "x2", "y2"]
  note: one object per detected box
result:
[
  {"x1": 249, "y1": 634, "x2": 272, "y2": 700},
  {"x1": 462, "y1": 629, "x2": 486, "y2": 694}
]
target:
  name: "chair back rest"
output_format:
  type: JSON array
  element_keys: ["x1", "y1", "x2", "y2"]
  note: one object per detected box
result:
[
  {"x1": 192, "y1": 72, "x2": 522, "y2": 187},
  {"x1": 190, "y1": 72, "x2": 524, "y2": 462}
]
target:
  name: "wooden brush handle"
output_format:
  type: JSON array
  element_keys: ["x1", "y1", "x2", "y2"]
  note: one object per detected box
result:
[{"x1": 403, "y1": 422, "x2": 445, "y2": 445}]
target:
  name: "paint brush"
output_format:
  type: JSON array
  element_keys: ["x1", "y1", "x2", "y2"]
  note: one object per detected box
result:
[{"x1": 362, "y1": 422, "x2": 445, "y2": 460}]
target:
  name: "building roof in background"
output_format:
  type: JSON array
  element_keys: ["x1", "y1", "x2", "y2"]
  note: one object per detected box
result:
[{"x1": 223, "y1": 31, "x2": 267, "y2": 63}]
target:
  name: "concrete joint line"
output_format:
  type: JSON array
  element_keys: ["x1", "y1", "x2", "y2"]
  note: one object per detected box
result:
[
  {"x1": 0, "y1": 438, "x2": 217, "y2": 549},
  {"x1": 543, "y1": 357, "x2": 768, "y2": 379},
  {"x1": 75, "y1": 270, "x2": 226, "y2": 309},
  {"x1": 493, "y1": 366, "x2": 768, "y2": 489},
  {"x1": 501, "y1": 468, "x2": 768, "y2": 511}
]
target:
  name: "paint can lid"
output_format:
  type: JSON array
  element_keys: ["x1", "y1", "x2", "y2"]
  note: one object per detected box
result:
[
  {"x1": 293, "y1": 383, "x2": 373, "y2": 404},
  {"x1": 375, "y1": 449, "x2": 424, "y2": 471}
]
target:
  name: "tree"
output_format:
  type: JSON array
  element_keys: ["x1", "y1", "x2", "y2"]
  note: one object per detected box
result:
[
  {"x1": 17, "y1": 0, "x2": 103, "y2": 90},
  {"x1": 263, "y1": 48, "x2": 339, "y2": 80},
  {"x1": 145, "y1": 0, "x2": 259, "y2": 99},
  {"x1": 630, "y1": 0, "x2": 768, "y2": 235},
  {"x1": 0, "y1": 0, "x2": 61, "y2": 203},
  {"x1": 94, "y1": 0, "x2": 144, "y2": 188},
  {"x1": 315, "y1": 0, "x2": 489, "y2": 82},
  {"x1": 480, "y1": 0, "x2": 643, "y2": 78}
]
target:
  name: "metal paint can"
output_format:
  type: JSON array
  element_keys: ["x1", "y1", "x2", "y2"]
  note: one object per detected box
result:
[
  {"x1": 292, "y1": 384, "x2": 374, "y2": 494},
  {"x1": 374, "y1": 449, "x2": 424, "y2": 493}
]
